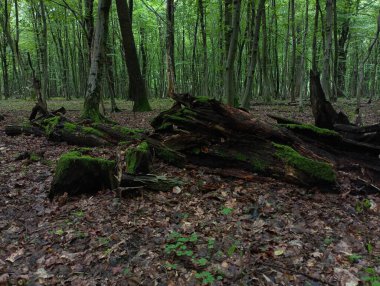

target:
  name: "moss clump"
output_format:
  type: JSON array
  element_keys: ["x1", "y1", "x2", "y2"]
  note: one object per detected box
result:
[
  {"x1": 63, "y1": 122, "x2": 78, "y2": 133},
  {"x1": 125, "y1": 141, "x2": 151, "y2": 174},
  {"x1": 273, "y1": 143, "x2": 336, "y2": 183},
  {"x1": 111, "y1": 125, "x2": 144, "y2": 139},
  {"x1": 29, "y1": 152, "x2": 42, "y2": 162},
  {"x1": 82, "y1": 126, "x2": 105, "y2": 138},
  {"x1": 50, "y1": 151, "x2": 116, "y2": 199},
  {"x1": 194, "y1": 96, "x2": 211, "y2": 103},
  {"x1": 280, "y1": 124, "x2": 340, "y2": 137},
  {"x1": 55, "y1": 151, "x2": 114, "y2": 179},
  {"x1": 41, "y1": 116, "x2": 61, "y2": 135}
]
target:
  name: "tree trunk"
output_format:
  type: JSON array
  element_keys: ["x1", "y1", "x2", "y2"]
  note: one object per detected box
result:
[
  {"x1": 223, "y1": 0, "x2": 241, "y2": 106},
  {"x1": 83, "y1": 0, "x2": 112, "y2": 122},
  {"x1": 116, "y1": 0, "x2": 151, "y2": 112},
  {"x1": 241, "y1": 0, "x2": 265, "y2": 108},
  {"x1": 321, "y1": 0, "x2": 333, "y2": 101},
  {"x1": 166, "y1": 0, "x2": 175, "y2": 97}
]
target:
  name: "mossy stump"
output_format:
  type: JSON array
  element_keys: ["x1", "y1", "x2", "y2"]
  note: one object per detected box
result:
[
  {"x1": 49, "y1": 151, "x2": 116, "y2": 199},
  {"x1": 125, "y1": 141, "x2": 152, "y2": 174}
]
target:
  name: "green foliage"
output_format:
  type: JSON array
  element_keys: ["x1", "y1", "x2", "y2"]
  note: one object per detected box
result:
[
  {"x1": 220, "y1": 207, "x2": 233, "y2": 215},
  {"x1": 355, "y1": 199, "x2": 373, "y2": 213},
  {"x1": 348, "y1": 254, "x2": 363, "y2": 263},
  {"x1": 361, "y1": 268, "x2": 380, "y2": 286},
  {"x1": 195, "y1": 271, "x2": 215, "y2": 285}
]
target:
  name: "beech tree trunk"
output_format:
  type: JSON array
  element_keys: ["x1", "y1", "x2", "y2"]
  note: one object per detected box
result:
[
  {"x1": 223, "y1": 0, "x2": 241, "y2": 106},
  {"x1": 83, "y1": 0, "x2": 112, "y2": 121},
  {"x1": 116, "y1": 0, "x2": 151, "y2": 112}
]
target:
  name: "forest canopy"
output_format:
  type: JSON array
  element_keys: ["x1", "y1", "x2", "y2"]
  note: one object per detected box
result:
[{"x1": 0, "y1": 0, "x2": 379, "y2": 110}]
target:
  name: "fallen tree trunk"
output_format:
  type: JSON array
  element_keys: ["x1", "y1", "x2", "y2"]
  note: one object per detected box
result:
[
  {"x1": 5, "y1": 115, "x2": 145, "y2": 147},
  {"x1": 5, "y1": 94, "x2": 380, "y2": 195}
]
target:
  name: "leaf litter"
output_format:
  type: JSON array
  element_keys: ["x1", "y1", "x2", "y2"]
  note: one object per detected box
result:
[{"x1": 0, "y1": 105, "x2": 379, "y2": 285}]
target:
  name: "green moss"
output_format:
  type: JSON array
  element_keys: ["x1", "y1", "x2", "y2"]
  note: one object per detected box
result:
[
  {"x1": 82, "y1": 126, "x2": 105, "y2": 138},
  {"x1": 55, "y1": 151, "x2": 115, "y2": 179},
  {"x1": 41, "y1": 116, "x2": 60, "y2": 135},
  {"x1": 63, "y1": 122, "x2": 78, "y2": 133},
  {"x1": 125, "y1": 141, "x2": 151, "y2": 174},
  {"x1": 273, "y1": 143, "x2": 336, "y2": 183},
  {"x1": 29, "y1": 153, "x2": 42, "y2": 162},
  {"x1": 136, "y1": 141, "x2": 149, "y2": 151},
  {"x1": 156, "y1": 147, "x2": 179, "y2": 164},
  {"x1": 281, "y1": 124, "x2": 340, "y2": 137},
  {"x1": 182, "y1": 108, "x2": 198, "y2": 116},
  {"x1": 194, "y1": 96, "x2": 211, "y2": 103},
  {"x1": 211, "y1": 148, "x2": 267, "y2": 172},
  {"x1": 111, "y1": 125, "x2": 144, "y2": 139}
]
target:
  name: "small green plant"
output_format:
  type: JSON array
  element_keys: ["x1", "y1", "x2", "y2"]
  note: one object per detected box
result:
[
  {"x1": 361, "y1": 267, "x2": 380, "y2": 286},
  {"x1": 165, "y1": 232, "x2": 197, "y2": 257},
  {"x1": 98, "y1": 237, "x2": 110, "y2": 246},
  {"x1": 323, "y1": 237, "x2": 334, "y2": 246},
  {"x1": 195, "y1": 271, "x2": 215, "y2": 285},
  {"x1": 123, "y1": 268, "x2": 131, "y2": 276},
  {"x1": 164, "y1": 263, "x2": 178, "y2": 270},
  {"x1": 54, "y1": 229, "x2": 64, "y2": 236},
  {"x1": 72, "y1": 210, "x2": 85, "y2": 218},
  {"x1": 207, "y1": 238, "x2": 215, "y2": 250},
  {"x1": 194, "y1": 257, "x2": 208, "y2": 266},
  {"x1": 355, "y1": 199, "x2": 372, "y2": 213},
  {"x1": 221, "y1": 207, "x2": 233, "y2": 215},
  {"x1": 227, "y1": 243, "x2": 237, "y2": 257},
  {"x1": 367, "y1": 242, "x2": 374, "y2": 254},
  {"x1": 348, "y1": 254, "x2": 363, "y2": 263}
]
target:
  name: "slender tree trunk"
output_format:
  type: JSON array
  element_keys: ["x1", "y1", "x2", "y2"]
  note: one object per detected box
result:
[
  {"x1": 1, "y1": 32, "x2": 10, "y2": 99},
  {"x1": 116, "y1": 0, "x2": 151, "y2": 111},
  {"x1": 337, "y1": 17, "x2": 349, "y2": 97},
  {"x1": 83, "y1": 0, "x2": 112, "y2": 121},
  {"x1": 223, "y1": 0, "x2": 241, "y2": 106},
  {"x1": 299, "y1": 0, "x2": 309, "y2": 108},
  {"x1": 241, "y1": 0, "x2": 265, "y2": 108},
  {"x1": 39, "y1": 0, "x2": 49, "y2": 100},
  {"x1": 84, "y1": 0, "x2": 94, "y2": 65},
  {"x1": 332, "y1": 0, "x2": 338, "y2": 100},
  {"x1": 321, "y1": 0, "x2": 333, "y2": 101},
  {"x1": 312, "y1": 0, "x2": 320, "y2": 71},
  {"x1": 198, "y1": 0, "x2": 208, "y2": 96},
  {"x1": 289, "y1": 0, "x2": 296, "y2": 102},
  {"x1": 166, "y1": 0, "x2": 175, "y2": 97}
]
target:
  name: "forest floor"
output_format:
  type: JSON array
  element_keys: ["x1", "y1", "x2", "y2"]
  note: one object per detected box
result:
[{"x1": 0, "y1": 99, "x2": 380, "y2": 286}]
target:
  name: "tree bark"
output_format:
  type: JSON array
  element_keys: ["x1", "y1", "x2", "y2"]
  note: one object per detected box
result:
[
  {"x1": 116, "y1": 0, "x2": 151, "y2": 112},
  {"x1": 83, "y1": 0, "x2": 112, "y2": 121},
  {"x1": 223, "y1": 0, "x2": 241, "y2": 106},
  {"x1": 241, "y1": 0, "x2": 265, "y2": 108},
  {"x1": 321, "y1": 0, "x2": 333, "y2": 101},
  {"x1": 166, "y1": 0, "x2": 175, "y2": 97}
]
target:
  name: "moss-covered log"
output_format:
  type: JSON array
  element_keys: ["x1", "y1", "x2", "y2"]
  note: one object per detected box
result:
[
  {"x1": 6, "y1": 115, "x2": 145, "y2": 147},
  {"x1": 49, "y1": 151, "x2": 117, "y2": 199},
  {"x1": 151, "y1": 94, "x2": 380, "y2": 188}
]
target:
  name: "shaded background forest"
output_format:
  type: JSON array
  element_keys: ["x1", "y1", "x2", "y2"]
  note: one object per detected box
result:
[{"x1": 0, "y1": 0, "x2": 379, "y2": 108}]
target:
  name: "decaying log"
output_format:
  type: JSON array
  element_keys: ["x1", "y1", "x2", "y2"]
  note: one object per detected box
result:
[
  {"x1": 6, "y1": 115, "x2": 145, "y2": 147},
  {"x1": 6, "y1": 93, "x2": 380, "y2": 194},
  {"x1": 49, "y1": 150, "x2": 117, "y2": 199},
  {"x1": 49, "y1": 150, "x2": 182, "y2": 199}
]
